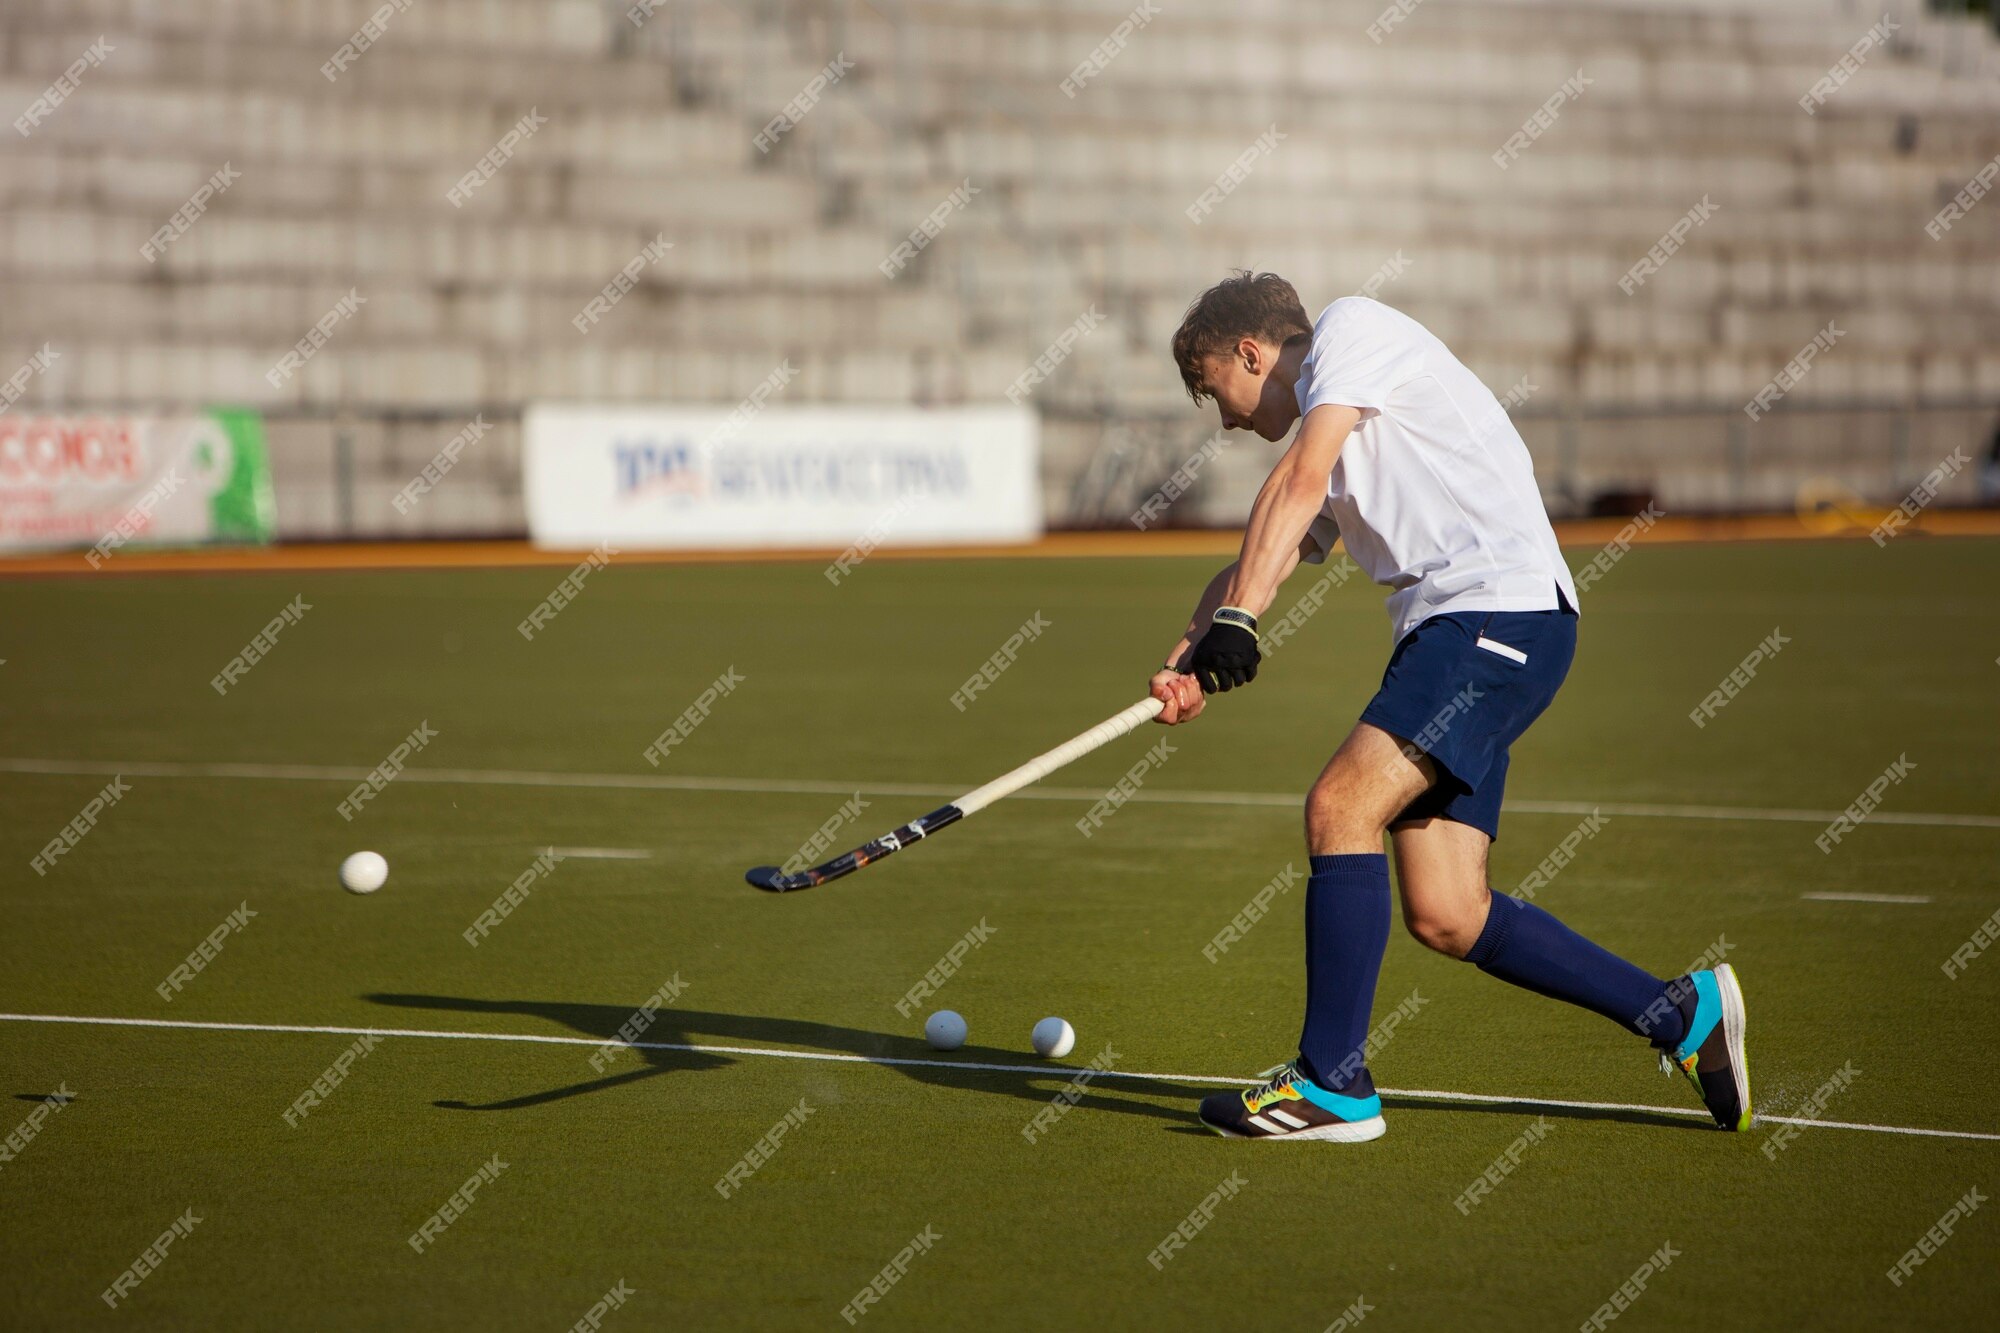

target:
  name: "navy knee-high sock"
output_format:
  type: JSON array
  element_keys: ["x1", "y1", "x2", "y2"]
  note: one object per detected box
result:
[
  {"x1": 1295, "y1": 853, "x2": 1392, "y2": 1092},
  {"x1": 1465, "y1": 893, "x2": 1683, "y2": 1046}
]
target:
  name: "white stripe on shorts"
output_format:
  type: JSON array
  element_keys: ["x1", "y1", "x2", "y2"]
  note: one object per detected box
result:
[{"x1": 1475, "y1": 636, "x2": 1528, "y2": 664}]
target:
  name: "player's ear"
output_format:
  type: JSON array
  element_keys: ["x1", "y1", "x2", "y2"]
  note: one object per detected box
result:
[{"x1": 1237, "y1": 337, "x2": 1263, "y2": 375}]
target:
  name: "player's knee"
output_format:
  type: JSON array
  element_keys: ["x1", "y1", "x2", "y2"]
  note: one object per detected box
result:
[
  {"x1": 1304, "y1": 780, "x2": 1391, "y2": 854},
  {"x1": 1404, "y1": 893, "x2": 1487, "y2": 959}
]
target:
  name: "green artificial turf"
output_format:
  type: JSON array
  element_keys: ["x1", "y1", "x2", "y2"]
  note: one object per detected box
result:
[{"x1": 2, "y1": 538, "x2": 1997, "y2": 1330}]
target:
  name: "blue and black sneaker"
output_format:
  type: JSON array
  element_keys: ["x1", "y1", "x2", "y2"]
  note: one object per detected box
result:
[
  {"x1": 1655, "y1": 964, "x2": 1752, "y2": 1131},
  {"x1": 1198, "y1": 1061, "x2": 1387, "y2": 1142}
]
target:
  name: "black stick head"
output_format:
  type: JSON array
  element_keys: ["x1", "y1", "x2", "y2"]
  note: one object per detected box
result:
[{"x1": 745, "y1": 865, "x2": 807, "y2": 892}]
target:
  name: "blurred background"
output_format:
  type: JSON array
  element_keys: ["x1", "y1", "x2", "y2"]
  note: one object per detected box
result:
[{"x1": 3, "y1": 0, "x2": 1999, "y2": 549}]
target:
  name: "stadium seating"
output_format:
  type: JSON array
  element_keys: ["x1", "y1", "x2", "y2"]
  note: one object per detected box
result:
[{"x1": 1, "y1": 0, "x2": 1995, "y2": 533}]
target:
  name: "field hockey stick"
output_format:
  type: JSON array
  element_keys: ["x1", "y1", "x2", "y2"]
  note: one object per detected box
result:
[{"x1": 745, "y1": 696, "x2": 1167, "y2": 892}]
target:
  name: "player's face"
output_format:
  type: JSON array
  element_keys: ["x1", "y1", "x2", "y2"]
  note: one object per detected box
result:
[{"x1": 1201, "y1": 343, "x2": 1295, "y2": 442}]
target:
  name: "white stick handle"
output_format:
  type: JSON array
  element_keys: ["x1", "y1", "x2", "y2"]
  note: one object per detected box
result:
[{"x1": 952, "y1": 697, "x2": 1166, "y2": 817}]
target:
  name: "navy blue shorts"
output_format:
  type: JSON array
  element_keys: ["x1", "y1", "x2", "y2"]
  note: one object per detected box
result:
[{"x1": 1357, "y1": 592, "x2": 1577, "y2": 841}]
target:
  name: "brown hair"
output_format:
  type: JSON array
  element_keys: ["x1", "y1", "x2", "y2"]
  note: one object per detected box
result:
[{"x1": 1170, "y1": 270, "x2": 1312, "y2": 403}]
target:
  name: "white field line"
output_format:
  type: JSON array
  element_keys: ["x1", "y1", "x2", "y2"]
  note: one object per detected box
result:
[
  {"x1": 2, "y1": 757, "x2": 1997, "y2": 832},
  {"x1": 1800, "y1": 892, "x2": 1931, "y2": 904},
  {"x1": 549, "y1": 847, "x2": 653, "y2": 860},
  {"x1": 4, "y1": 1011, "x2": 1997, "y2": 1144}
]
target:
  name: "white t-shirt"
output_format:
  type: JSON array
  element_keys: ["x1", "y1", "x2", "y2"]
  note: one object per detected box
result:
[{"x1": 1293, "y1": 298, "x2": 1578, "y2": 642}]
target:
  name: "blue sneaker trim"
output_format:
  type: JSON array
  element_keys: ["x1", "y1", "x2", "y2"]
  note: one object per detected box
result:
[
  {"x1": 1672, "y1": 970, "x2": 1722, "y2": 1063},
  {"x1": 1293, "y1": 1079, "x2": 1384, "y2": 1122}
]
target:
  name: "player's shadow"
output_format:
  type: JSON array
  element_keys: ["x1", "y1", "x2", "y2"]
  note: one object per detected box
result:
[{"x1": 365, "y1": 992, "x2": 1202, "y2": 1126}]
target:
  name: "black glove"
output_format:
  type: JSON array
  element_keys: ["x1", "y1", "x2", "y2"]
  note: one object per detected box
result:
[{"x1": 1186, "y1": 608, "x2": 1261, "y2": 693}]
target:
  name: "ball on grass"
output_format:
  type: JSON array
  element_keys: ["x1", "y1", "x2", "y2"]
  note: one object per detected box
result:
[
  {"x1": 924, "y1": 1010, "x2": 967, "y2": 1051},
  {"x1": 340, "y1": 851, "x2": 388, "y2": 895},
  {"x1": 1031, "y1": 1016, "x2": 1075, "y2": 1058}
]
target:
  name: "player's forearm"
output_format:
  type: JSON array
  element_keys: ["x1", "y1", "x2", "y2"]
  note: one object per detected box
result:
[
  {"x1": 1165, "y1": 562, "x2": 1238, "y2": 669},
  {"x1": 1222, "y1": 466, "x2": 1326, "y2": 616}
]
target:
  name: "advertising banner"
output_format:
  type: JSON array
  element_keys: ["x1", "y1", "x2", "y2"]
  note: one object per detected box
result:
[
  {"x1": 523, "y1": 403, "x2": 1040, "y2": 549},
  {"x1": 0, "y1": 409, "x2": 275, "y2": 557}
]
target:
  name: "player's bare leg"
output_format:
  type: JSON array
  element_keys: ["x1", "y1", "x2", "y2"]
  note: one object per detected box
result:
[
  {"x1": 1389, "y1": 816, "x2": 1493, "y2": 958},
  {"x1": 1304, "y1": 722, "x2": 1432, "y2": 853}
]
